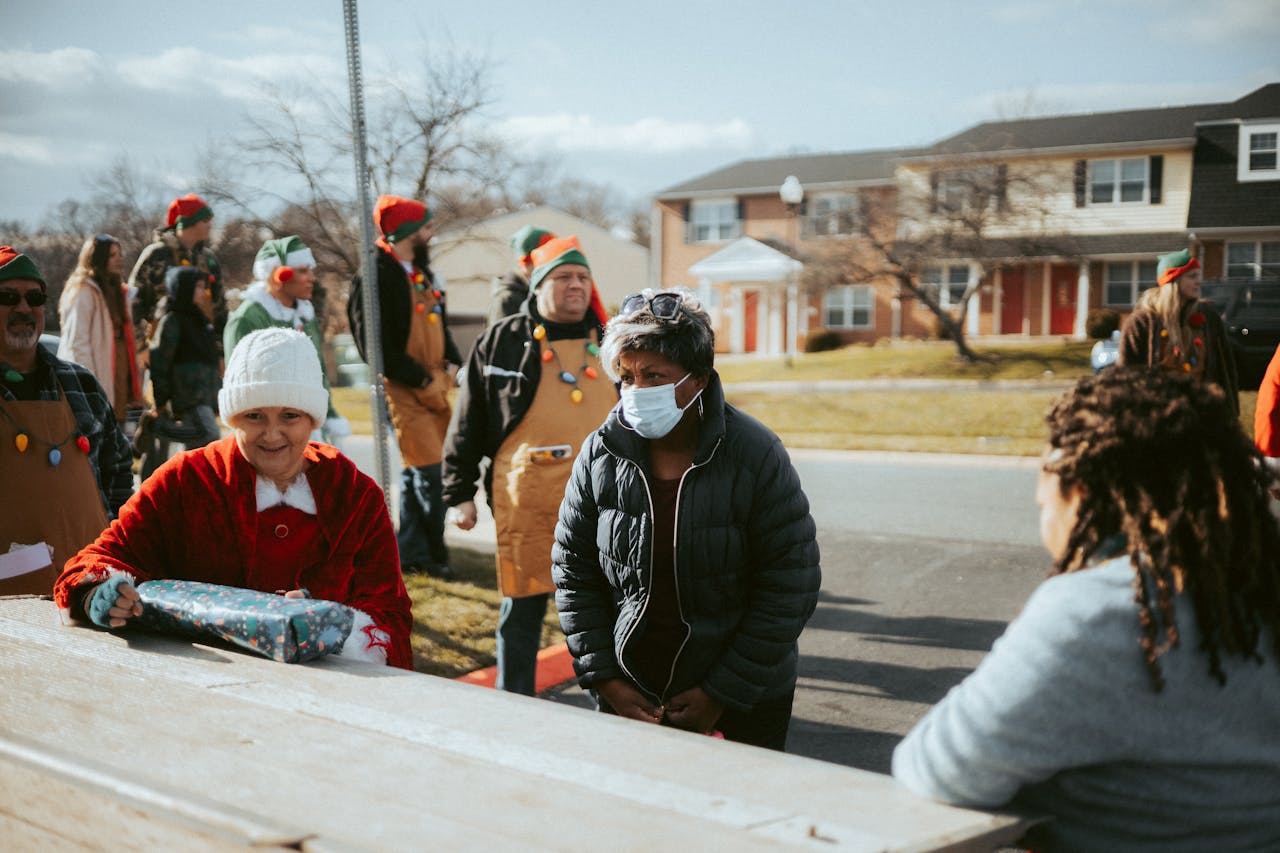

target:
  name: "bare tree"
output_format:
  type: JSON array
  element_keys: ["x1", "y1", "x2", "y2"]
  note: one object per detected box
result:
[{"x1": 803, "y1": 158, "x2": 1071, "y2": 362}]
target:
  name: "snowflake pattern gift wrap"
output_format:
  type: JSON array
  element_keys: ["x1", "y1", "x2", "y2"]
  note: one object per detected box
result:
[{"x1": 136, "y1": 580, "x2": 354, "y2": 663}]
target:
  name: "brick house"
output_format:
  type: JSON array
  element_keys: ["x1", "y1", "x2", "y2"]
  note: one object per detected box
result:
[{"x1": 652, "y1": 83, "x2": 1279, "y2": 352}]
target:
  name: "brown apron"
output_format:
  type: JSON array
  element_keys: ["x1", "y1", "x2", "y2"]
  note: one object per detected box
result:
[
  {"x1": 384, "y1": 277, "x2": 452, "y2": 467},
  {"x1": 491, "y1": 333, "x2": 616, "y2": 598},
  {"x1": 0, "y1": 395, "x2": 110, "y2": 595}
]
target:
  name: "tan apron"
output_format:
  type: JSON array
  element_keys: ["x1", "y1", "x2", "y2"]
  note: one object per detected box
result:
[
  {"x1": 384, "y1": 277, "x2": 452, "y2": 467},
  {"x1": 0, "y1": 395, "x2": 110, "y2": 595},
  {"x1": 491, "y1": 332, "x2": 616, "y2": 598}
]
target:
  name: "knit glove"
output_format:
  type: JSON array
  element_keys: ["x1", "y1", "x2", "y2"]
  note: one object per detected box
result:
[{"x1": 86, "y1": 576, "x2": 138, "y2": 628}]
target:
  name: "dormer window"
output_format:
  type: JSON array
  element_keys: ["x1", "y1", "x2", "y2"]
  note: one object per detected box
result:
[{"x1": 1238, "y1": 124, "x2": 1280, "y2": 182}]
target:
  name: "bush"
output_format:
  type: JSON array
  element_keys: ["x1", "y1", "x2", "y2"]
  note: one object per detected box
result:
[
  {"x1": 805, "y1": 330, "x2": 844, "y2": 353},
  {"x1": 1086, "y1": 308, "x2": 1120, "y2": 340}
]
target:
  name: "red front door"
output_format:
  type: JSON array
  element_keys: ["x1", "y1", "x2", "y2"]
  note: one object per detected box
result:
[
  {"x1": 1000, "y1": 269, "x2": 1025, "y2": 334},
  {"x1": 1049, "y1": 264, "x2": 1077, "y2": 335},
  {"x1": 743, "y1": 290, "x2": 759, "y2": 353}
]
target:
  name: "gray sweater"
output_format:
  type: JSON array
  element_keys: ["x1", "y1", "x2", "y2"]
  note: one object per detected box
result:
[{"x1": 892, "y1": 557, "x2": 1280, "y2": 852}]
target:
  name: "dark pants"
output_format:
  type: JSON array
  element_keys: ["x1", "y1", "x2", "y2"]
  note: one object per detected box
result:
[
  {"x1": 496, "y1": 593, "x2": 549, "y2": 695},
  {"x1": 398, "y1": 463, "x2": 448, "y2": 570}
]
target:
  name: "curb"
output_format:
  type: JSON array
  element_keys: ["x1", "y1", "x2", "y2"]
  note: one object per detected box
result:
[{"x1": 454, "y1": 641, "x2": 577, "y2": 694}]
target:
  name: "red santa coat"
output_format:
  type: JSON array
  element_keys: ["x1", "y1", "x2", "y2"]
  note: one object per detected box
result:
[{"x1": 55, "y1": 436, "x2": 414, "y2": 669}]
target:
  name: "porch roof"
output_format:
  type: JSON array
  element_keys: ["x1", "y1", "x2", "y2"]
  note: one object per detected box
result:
[{"x1": 688, "y1": 237, "x2": 803, "y2": 282}]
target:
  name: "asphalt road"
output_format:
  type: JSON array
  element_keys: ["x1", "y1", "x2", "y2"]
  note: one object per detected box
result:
[{"x1": 345, "y1": 436, "x2": 1050, "y2": 774}]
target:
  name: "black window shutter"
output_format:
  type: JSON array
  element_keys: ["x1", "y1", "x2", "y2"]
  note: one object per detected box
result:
[
  {"x1": 736, "y1": 198, "x2": 745, "y2": 222},
  {"x1": 996, "y1": 164, "x2": 1009, "y2": 212},
  {"x1": 1149, "y1": 155, "x2": 1163, "y2": 204},
  {"x1": 682, "y1": 201, "x2": 691, "y2": 244},
  {"x1": 929, "y1": 172, "x2": 940, "y2": 213},
  {"x1": 1074, "y1": 160, "x2": 1087, "y2": 207}
]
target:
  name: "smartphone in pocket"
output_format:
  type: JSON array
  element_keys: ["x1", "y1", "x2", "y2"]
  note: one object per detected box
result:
[{"x1": 527, "y1": 444, "x2": 573, "y2": 462}]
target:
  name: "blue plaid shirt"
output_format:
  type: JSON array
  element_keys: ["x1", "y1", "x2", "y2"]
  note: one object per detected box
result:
[{"x1": 0, "y1": 347, "x2": 134, "y2": 517}]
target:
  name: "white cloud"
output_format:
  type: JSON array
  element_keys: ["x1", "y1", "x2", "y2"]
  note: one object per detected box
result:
[
  {"x1": 0, "y1": 47, "x2": 102, "y2": 89},
  {"x1": 115, "y1": 46, "x2": 344, "y2": 103},
  {"x1": 0, "y1": 131, "x2": 55, "y2": 165},
  {"x1": 495, "y1": 114, "x2": 753, "y2": 154},
  {"x1": 1152, "y1": 0, "x2": 1280, "y2": 43}
]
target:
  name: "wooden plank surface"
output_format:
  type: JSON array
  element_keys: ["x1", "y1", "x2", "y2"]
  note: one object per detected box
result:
[{"x1": 0, "y1": 598, "x2": 1030, "y2": 851}]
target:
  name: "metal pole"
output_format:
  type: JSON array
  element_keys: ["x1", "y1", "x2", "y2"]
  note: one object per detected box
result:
[{"x1": 342, "y1": 0, "x2": 392, "y2": 504}]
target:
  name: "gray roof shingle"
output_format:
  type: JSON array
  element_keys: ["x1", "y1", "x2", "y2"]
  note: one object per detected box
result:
[{"x1": 656, "y1": 147, "x2": 925, "y2": 197}]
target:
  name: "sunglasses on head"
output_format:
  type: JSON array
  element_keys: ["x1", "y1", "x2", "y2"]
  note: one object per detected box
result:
[
  {"x1": 0, "y1": 289, "x2": 47, "y2": 308},
  {"x1": 94, "y1": 233, "x2": 117, "y2": 244},
  {"x1": 618, "y1": 290, "x2": 691, "y2": 322}
]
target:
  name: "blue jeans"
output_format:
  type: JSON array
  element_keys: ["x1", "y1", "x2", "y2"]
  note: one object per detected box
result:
[
  {"x1": 496, "y1": 593, "x2": 549, "y2": 695},
  {"x1": 398, "y1": 464, "x2": 448, "y2": 570}
]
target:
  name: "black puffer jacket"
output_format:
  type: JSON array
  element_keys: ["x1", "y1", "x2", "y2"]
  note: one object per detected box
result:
[{"x1": 552, "y1": 372, "x2": 821, "y2": 711}]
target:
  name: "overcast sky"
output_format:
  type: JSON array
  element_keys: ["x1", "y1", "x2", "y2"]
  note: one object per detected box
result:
[{"x1": 2, "y1": 0, "x2": 1278, "y2": 229}]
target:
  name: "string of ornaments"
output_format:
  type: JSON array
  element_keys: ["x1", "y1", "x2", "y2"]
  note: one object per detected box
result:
[
  {"x1": 0, "y1": 396, "x2": 91, "y2": 467},
  {"x1": 1159, "y1": 311, "x2": 1207, "y2": 374},
  {"x1": 533, "y1": 324, "x2": 599, "y2": 404},
  {"x1": 413, "y1": 272, "x2": 444, "y2": 323}
]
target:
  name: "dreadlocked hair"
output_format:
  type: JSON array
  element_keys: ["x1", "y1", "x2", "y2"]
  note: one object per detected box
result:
[{"x1": 1042, "y1": 368, "x2": 1280, "y2": 691}]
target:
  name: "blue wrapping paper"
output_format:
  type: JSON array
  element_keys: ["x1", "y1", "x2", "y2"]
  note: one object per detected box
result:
[{"x1": 136, "y1": 580, "x2": 354, "y2": 664}]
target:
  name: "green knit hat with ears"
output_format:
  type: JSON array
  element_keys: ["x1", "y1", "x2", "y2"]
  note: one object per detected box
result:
[
  {"x1": 510, "y1": 225, "x2": 554, "y2": 259},
  {"x1": 253, "y1": 236, "x2": 316, "y2": 281}
]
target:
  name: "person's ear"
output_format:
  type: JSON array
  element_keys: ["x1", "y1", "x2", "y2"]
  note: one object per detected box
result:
[{"x1": 271, "y1": 267, "x2": 295, "y2": 285}]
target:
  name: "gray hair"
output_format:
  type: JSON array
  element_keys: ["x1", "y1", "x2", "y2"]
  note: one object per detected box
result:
[{"x1": 600, "y1": 287, "x2": 716, "y2": 382}]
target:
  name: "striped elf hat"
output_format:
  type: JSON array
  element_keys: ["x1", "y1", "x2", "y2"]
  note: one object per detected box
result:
[{"x1": 529, "y1": 235, "x2": 609, "y2": 326}]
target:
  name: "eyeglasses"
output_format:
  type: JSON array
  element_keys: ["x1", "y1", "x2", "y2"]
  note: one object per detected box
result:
[
  {"x1": 618, "y1": 291, "x2": 692, "y2": 322},
  {"x1": 0, "y1": 289, "x2": 47, "y2": 308}
]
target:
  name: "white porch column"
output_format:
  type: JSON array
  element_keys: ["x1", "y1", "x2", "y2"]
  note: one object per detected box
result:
[
  {"x1": 730, "y1": 287, "x2": 745, "y2": 354},
  {"x1": 993, "y1": 268, "x2": 1003, "y2": 335},
  {"x1": 767, "y1": 288, "x2": 783, "y2": 356},
  {"x1": 1040, "y1": 265, "x2": 1051, "y2": 337},
  {"x1": 891, "y1": 295, "x2": 901, "y2": 339},
  {"x1": 786, "y1": 280, "x2": 798, "y2": 357},
  {"x1": 1074, "y1": 262, "x2": 1089, "y2": 339}
]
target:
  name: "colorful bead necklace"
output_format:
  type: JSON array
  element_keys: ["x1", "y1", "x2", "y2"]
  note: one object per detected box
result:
[
  {"x1": 0, "y1": 401, "x2": 90, "y2": 467},
  {"x1": 533, "y1": 324, "x2": 600, "y2": 404}
]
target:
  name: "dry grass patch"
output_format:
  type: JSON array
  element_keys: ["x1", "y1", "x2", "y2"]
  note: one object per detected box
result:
[{"x1": 404, "y1": 545, "x2": 563, "y2": 678}]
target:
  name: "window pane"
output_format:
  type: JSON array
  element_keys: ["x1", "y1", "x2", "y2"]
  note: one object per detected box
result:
[
  {"x1": 1137, "y1": 261, "x2": 1158, "y2": 291},
  {"x1": 1250, "y1": 132, "x2": 1278, "y2": 151},
  {"x1": 1228, "y1": 243, "x2": 1256, "y2": 264},
  {"x1": 1090, "y1": 160, "x2": 1116, "y2": 202},
  {"x1": 922, "y1": 267, "x2": 943, "y2": 285},
  {"x1": 1119, "y1": 181, "x2": 1144, "y2": 202},
  {"x1": 1120, "y1": 158, "x2": 1146, "y2": 180},
  {"x1": 1250, "y1": 151, "x2": 1278, "y2": 171},
  {"x1": 947, "y1": 266, "x2": 969, "y2": 285}
]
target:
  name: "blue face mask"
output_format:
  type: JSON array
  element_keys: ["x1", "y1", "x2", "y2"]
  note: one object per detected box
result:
[{"x1": 620, "y1": 373, "x2": 702, "y2": 439}]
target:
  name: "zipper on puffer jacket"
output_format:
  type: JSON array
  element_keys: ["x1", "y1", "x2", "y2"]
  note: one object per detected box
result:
[
  {"x1": 658, "y1": 437, "x2": 722, "y2": 702},
  {"x1": 609, "y1": 436, "x2": 723, "y2": 704}
]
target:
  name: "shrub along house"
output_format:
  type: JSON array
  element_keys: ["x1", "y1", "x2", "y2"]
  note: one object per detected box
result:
[{"x1": 652, "y1": 83, "x2": 1278, "y2": 353}]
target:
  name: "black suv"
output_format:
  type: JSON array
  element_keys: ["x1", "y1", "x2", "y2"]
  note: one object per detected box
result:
[{"x1": 1200, "y1": 278, "x2": 1280, "y2": 388}]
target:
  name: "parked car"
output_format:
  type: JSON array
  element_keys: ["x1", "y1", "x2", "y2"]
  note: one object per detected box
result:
[
  {"x1": 330, "y1": 333, "x2": 370, "y2": 387},
  {"x1": 1091, "y1": 329, "x2": 1121, "y2": 373},
  {"x1": 1201, "y1": 279, "x2": 1280, "y2": 388}
]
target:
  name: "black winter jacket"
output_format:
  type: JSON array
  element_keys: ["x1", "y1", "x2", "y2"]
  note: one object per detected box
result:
[
  {"x1": 552, "y1": 372, "x2": 821, "y2": 711},
  {"x1": 441, "y1": 307, "x2": 604, "y2": 508},
  {"x1": 348, "y1": 245, "x2": 461, "y2": 388}
]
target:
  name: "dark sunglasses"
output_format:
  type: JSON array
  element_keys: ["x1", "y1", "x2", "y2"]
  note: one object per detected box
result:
[
  {"x1": 618, "y1": 291, "x2": 691, "y2": 322},
  {"x1": 0, "y1": 289, "x2": 47, "y2": 308}
]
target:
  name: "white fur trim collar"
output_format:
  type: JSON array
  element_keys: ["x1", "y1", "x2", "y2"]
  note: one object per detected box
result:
[
  {"x1": 244, "y1": 282, "x2": 315, "y2": 325},
  {"x1": 255, "y1": 473, "x2": 317, "y2": 515}
]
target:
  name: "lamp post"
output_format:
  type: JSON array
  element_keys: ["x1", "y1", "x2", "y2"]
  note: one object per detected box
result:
[{"x1": 779, "y1": 176, "x2": 804, "y2": 363}]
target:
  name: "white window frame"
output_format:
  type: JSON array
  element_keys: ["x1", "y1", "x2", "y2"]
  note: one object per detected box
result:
[
  {"x1": 1088, "y1": 157, "x2": 1148, "y2": 205},
  {"x1": 823, "y1": 285, "x2": 873, "y2": 329},
  {"x1": 807, "y1": 193, "x2": 859, "y2": 237},
  {"x1": 1103, "y1": 260, "x2": 1158, "y2": 307},
  {"x1": 920, "y1": 263, "x2": 975, "y2": 308},
  {"x1": 1238, "y1": 123, "x2": 1280, "y2": 182},
  {"x1": 688, "y1": 198, "x2": 741, "y2": 243},
  {"x1": 1226, "y1": 240, "x2": 1280, "y2": 279}
]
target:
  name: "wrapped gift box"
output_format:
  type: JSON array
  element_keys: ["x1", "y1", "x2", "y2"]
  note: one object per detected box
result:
[{"x1": 136, "y1": 580, "x2": 354, "y2": 664}]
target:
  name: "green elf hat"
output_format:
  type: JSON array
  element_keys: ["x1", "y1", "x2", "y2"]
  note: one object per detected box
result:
[
  {"x1": 510, "y1": 225, "x2": 555, "y2": 262},
  {"x1": 1157, "y1": 248, "x2": 1200, "y2": 286},
  {"x1": 529, "y1": 235, "x2": 609, "y2": 326},
  {"x1": 166, "y1": 193, "x2": 213, "y2": 230},
  {"x1": 0, "y1": 246, "x2": 46, "y2": 290},
  {"x1": 253, "y1": 236, "x2": 316, "y2": 282},
  {"x1": 374, "y1": 195, "x2": 433, "y2": 244}
]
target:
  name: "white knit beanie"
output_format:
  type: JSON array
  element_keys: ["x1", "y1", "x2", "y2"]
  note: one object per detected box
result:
[{"x1": 218, "y1": 328, "x2": 329, "y2": 426}]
